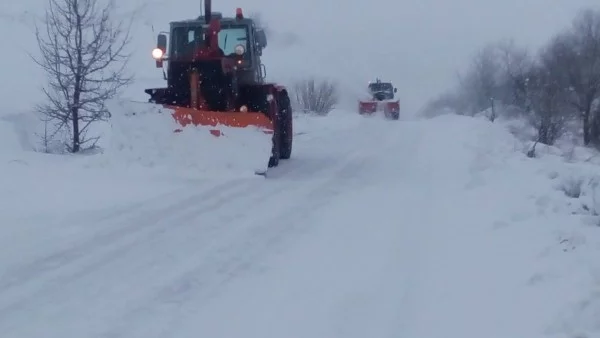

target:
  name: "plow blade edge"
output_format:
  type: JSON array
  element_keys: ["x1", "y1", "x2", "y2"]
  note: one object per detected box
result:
[{"x1": 167, "y1": 105, "x2": 275, "y2": 136}]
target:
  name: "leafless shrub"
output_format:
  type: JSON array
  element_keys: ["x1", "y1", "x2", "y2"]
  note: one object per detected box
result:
[
  {"x1": 525, "y1": 50, "x2": 571, "y2": 145},
  {"x1": 293, "y1": 77, "x2": 339, "y2": 115},
  {"x1": 560, "y1": 176, "x2": 584, "y2": 198},
  {"x1": 527, "y1": 141, "x2": 538, "y2": 158},
  {"x1": 31, "y1": 0, "x2": 133, "y2": 153}
]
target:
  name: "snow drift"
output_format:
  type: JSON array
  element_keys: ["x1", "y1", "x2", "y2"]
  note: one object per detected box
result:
[{"x1": 93, "y1": 100, "x2": 274, "y2": 178}]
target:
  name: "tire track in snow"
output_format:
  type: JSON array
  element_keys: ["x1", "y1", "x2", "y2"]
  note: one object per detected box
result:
[
  {"x1": 101, "y1": 148, "x2": 378, "y2": 338},
  {"x1": 0, "y1": 170, "x2": 316, "y2": 335},
  {"x1": 0, "y1": 178, "x2": 255, "y2": 316},
  {"x1": 0, "y1": 119, "x2": 405, "y2": 338},
  {"x1": 265, "y1": 118, "x2": 381, "y2": 180}
]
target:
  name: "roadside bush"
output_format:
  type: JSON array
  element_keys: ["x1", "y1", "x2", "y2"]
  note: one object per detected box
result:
[{"x1": 292, "y1": 77, "x2": 339, "y2": 115}]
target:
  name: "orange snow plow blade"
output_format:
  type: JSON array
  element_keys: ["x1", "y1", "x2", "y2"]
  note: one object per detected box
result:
[{"x1": 166, "y1": 106, "x2": 275, "y2": 136}]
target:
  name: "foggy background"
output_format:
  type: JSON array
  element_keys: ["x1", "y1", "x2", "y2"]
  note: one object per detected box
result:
[{"x1": 1, "y1": 0, "x2": 599, "y2": 115}]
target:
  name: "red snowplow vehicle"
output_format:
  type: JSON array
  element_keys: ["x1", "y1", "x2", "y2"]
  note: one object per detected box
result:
[
  {"x1": 358, "y1": 79, "x2": 400, "y2": 120},
  {"x1": 143, "y1": 0, "x2": 293, "y2": 173}
]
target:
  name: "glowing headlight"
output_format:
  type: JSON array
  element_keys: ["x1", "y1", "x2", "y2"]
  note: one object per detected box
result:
[
  {"x1": 234, "y1": 44, "x2": 245, "y2": 55},
  {"x1": 152, "y1": 48, "x2": 163, "y2": 59}
]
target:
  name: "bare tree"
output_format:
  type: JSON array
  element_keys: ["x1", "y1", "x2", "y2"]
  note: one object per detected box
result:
[
  {"x1": 557, "y1": 9, "x2": 600, "y2": 146},
  {"x1": 420, "y1": 8, "x2": 600, "y2": 150},
  {"x1": 293, "y1": 77, "x2": 339, "y2": 115},
  {"x1": 526, "y1": 62, "x2": 570, "y2": 145},
  {"x1": 495, "y1": 39, "x2": 533, "y2": 113},
  {"x1": 458, "y1": 44, "x2": 503, "y2": 121},
  {"x1": 31, "y1": 0, "x2": 132, "y2": 153},
  {"x1": 521, "y1": 32, "x2": 586, "y2": 146}
]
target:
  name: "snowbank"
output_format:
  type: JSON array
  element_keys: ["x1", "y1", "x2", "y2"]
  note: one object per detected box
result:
[
  {"x1": 426, "y1": 114, "x2": 600, "y2": 337},
  {"x1": 0, "y1": 101, "x2": 366, "y2": 220},
  {"x1": 0, "y1": 109, "x2": 189, "y2": 222},
  {"x1": 88, "y1": 100, "x2": 274, "y2": 178},
  {"x1": 0, "y1": 99, "x2": 276, "y2": 224},
  {"x1": 0, "y1": 99, "x2": 276, "y2": 172},
  {"x1": 0, "y1": 115, "x2": 27, "y2": 157}
]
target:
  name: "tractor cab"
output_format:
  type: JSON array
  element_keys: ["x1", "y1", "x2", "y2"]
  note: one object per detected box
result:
[
  {"x1": 368, "y1": 79, "x2": 397, "y2": 101},
  {"x1": 146, "y1": 7, "x2": 269, "y2": 109},
  {"x1": 150, "y1": 8, "x2": 268, "y2": 87},
  {"x1": 142, "y1": 0, "x2": 294, "y2": 172}
]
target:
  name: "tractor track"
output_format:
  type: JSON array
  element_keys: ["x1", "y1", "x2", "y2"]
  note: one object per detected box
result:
[
  {"x1": 0, "y1": 115, "x2": 401, "y2": 337},
  {"x1": 0, "y1": 178, "x2": 254, "y2": 316},
  {"x1": 99, "y1": 147, "x2": 373, "y2": 337},
  {"x1": 0, "y1": 148, "x2": 360, "y2": 334}
]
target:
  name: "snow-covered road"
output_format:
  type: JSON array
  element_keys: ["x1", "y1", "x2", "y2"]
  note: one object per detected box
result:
[
  {"x1": 0, "y1": 112, "x2": 418, "y2": 336},
  {"x1": 0, "y1": 111, "x2": 598, "y2": 337}
]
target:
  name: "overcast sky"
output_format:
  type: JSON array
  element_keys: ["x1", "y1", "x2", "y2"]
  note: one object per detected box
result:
[{"x1": 2, "y1": 0, "x2": 599, "y2": 114}]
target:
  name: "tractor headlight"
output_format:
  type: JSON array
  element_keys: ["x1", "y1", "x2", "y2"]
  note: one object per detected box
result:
[
  {"x1": 152, "y1": 48, "x2": 163, "y2": 59},
  {"x1": 234, "y1": 44, "x2": 245, "y2": 55}
]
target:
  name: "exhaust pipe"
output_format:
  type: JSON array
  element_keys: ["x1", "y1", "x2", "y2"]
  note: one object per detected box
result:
[{"x1": 204, "y1": 0, "x2": 211, "y2": 23}]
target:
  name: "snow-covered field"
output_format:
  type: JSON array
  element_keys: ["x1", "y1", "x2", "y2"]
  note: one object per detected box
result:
[{"x1": 2, "y1": 99, "x2": 600, "y2": 337}]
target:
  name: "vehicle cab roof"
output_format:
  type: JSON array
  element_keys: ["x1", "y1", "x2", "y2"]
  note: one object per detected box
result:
[{"x1": 170, "y1": 12, "x2": 254, "y2": 28}]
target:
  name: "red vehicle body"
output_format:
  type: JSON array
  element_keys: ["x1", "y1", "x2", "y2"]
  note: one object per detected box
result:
[
  {"x1": 144, "y1": 0, "x2": 293, "y2": 169},
  {"x1": 358, "y1": 79, "x2": 400, "y2": 120}
]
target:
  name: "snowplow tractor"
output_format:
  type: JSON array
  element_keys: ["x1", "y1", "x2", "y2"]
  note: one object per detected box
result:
[
  {"x1": 144, "y1": 0, "x2": 293, "y2": 174},
  {"x1": 358, "y1": 79, "x2": 400, "y2": 120}
]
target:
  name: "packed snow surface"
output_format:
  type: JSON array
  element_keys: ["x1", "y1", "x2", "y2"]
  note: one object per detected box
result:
[{"x1": 1, "y1": 105, "x2": 599, "y2": 338}]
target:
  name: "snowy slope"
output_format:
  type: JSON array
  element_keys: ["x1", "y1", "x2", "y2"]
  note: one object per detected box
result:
[{"x1": 2, "y1": 105, "x2": 600, "y2": 337}]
